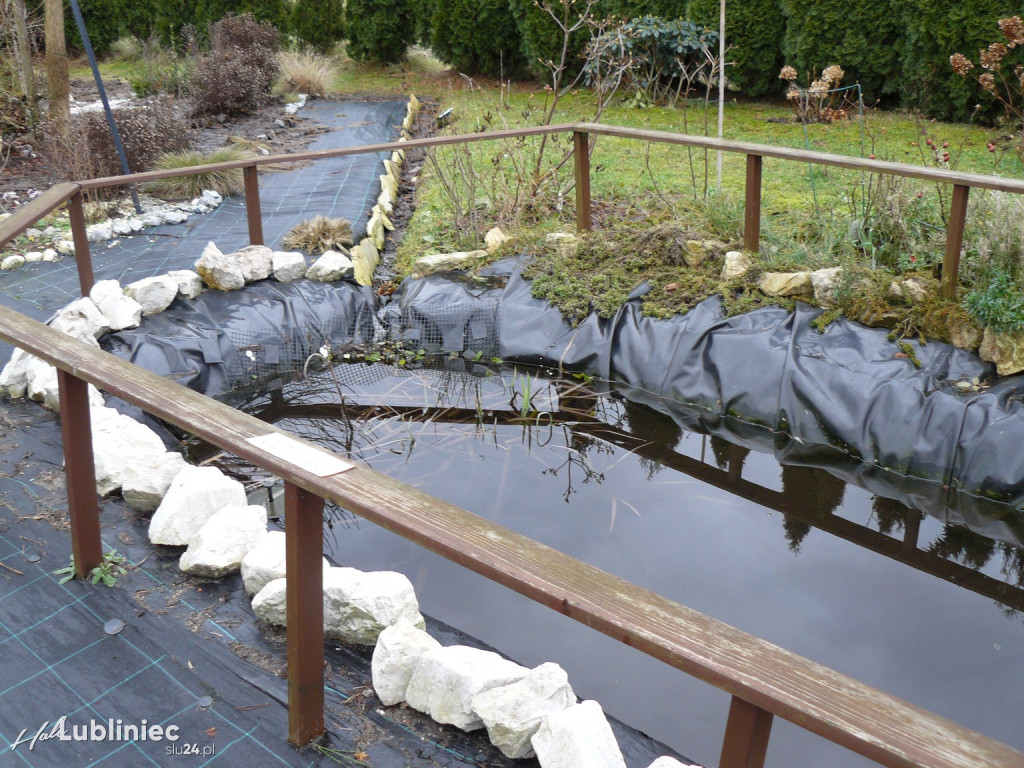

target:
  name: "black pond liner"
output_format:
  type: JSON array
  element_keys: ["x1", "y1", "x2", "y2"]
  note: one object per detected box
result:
[{"x1": 103, "y1": 258, "x2": 1024, "y2": 539}]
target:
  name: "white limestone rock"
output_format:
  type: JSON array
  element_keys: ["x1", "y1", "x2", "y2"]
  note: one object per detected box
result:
[
  {"x1": 111, "y1": 219, "x2": 133, "y2": 236},
  {"x1": 49, "y1": 298, "x2": 110, "y2": 342},
  {"x1": 166, "y1": 269, "x2": 205, "y2": 300},
  {"x1": 306, "y1": 250, "x2": 354, "y2": 282},
  {"x1": 55, "y1": 239, "x2": 75, "y2": 255},
  {"x1": 530, "y1": 700, "x2": 626, "y2": 768},
  {"x1": 411, "y1": 250, "x2": 486, "y2": 278},
  {"x1": 161, "y1": 209, "x2": 188, "y2": 225},
  {"x1": 240, "y1": 531, "x2": 330, "y2": 597},
  {"x1": 179, "y1": 505, "x2": 269, "y2": 578},
  {"x1": 272, "y1": 251, "x2": 307, "y2": 283},
  {"x1": 471, "y1": 662, "x2": 576, "y2": 759},
  {"x1": 86, "y1": 222, "x2": 113, "y2": 242},
  {"x1": 200, "y1": 189, "x2": 223, "y2": 207},
  {"x1": 1, "y1": 254, "x2": 25, "y2": 270},
  {"x1": 323, "y1": 566, "x2": 425, "y2": 645},
  {"x1": 251, "y1": 577, "x2": 289, "y2": 625},
  {"x1": 121, "y1": 452, "x2": 188, "y2": 511},
  {"x1": 758, "y1": 271, "x2": 813, "y2": 299},
  {"x1": 544, "y1": 232, "x2": 578, "y2": 258},
  {"x1": 648, "y1": 758, "x2": 701, "y2": 768},
  {"x1": 228, "y1": 244, "x2": 274, "y2": 283},
  {"x1": 371, "y1": 618, "x2": 442, "y2": 706},
  {"x1": 91, "y1": 407, "x2": 169, "y2": 496},
  {"x1": 810, "y1": 267, "x2": 844, "y2": 309},
  {"x1": 0, "y1": 348, "x2": 32, "y2": 398},
  {"x1": 23, "y1": 358, "x2": 105, "y2": 412},
  {"x1": 195, "y1": 241, "x2": 244, "y2": 291},
  {"x1": 405, "y1": 646, "x2": 529, "y2": 731},
  {"x1": 484, "y1": 227, "x2": 511, "y2": 253},
  {"x1": 90, "y1": 279, "x2": 143, "y2": 331},
  {"x1": 720, "y1": 251, "x2": 753, "y2": 281},
  {"x1": 124, "y1": 275, "x2": 179, "y2": 315},
  {"x1": 148, "y1": 465, "x2": 248, "y2": 546},
  {"x1": 23, "y1": 251, "x2": 43, "y2": 263},
  {"x1": 350, "y1": 238, "x2": 380, "y2": 286},
  {"x1": 41, "y1": 248, "x2": 58, "y2": 262},
  {"x1": 368, "y1": 210, "x2": 386, "y2": 250}
]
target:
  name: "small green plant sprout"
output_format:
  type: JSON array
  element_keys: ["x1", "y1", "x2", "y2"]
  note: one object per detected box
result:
[{"x1": 54, "y1": 550, "x2": 128, "y2": 586}]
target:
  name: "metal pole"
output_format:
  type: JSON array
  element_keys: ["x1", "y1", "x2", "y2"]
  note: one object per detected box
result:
[{"x1": 66, "y1": 0, "x2": 142, "y2": 213}]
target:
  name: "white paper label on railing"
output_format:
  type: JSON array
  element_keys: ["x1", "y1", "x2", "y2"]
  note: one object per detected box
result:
[{"x1": 246, "y1": 433, "x2": 355, "y2": 477}]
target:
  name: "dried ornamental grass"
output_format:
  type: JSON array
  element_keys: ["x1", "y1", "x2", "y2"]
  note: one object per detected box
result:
[
  {"x1": 142, "y1": 146, "x2": 252, "y2": 199},
  {"x1": 282, "y1": 216, "x2": 354, "y2": 254},
  {"x1": 277, "y1": 50, "x2": 334, "y2": 97}
]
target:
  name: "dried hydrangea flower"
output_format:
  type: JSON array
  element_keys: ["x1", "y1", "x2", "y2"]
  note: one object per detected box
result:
[
  {"x1": 785, "y1": 85, "x2": 799, "y2": 100},
  {"x1": 779, "y1": 65, "x2": 798, "y2": 81},
  {"x1": 808, "y1": 79, "x2": 828, "y2": 95},
  {"x1": 979, "y1": 72, "x2": 996, "y2": 92},
  {"x1": 822, "y1": 65, "x2": 845, "y2": 84},
  {"x1": 980, "y1": 42, "x2": 1007, "y2": 70},
  {"x1": 998, "y1": 15, "x2": 1024, "y2": 48},
  {"x1": 950, "y1": 53, "x2": 974, "y2": 76}
]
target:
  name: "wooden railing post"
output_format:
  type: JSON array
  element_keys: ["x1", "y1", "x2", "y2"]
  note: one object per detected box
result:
[
  {"x1": 720, "y1": 696, "x2": 773, "y2": 768},
  {"x1": 67, "y1": 190, "x2": 95, "y2": 297},
  {"x1": 942, "y1": 184, "x2": 969, "y2": 300},
  {"x1": 574, "y1": 130, "x2": 592, "y2": 233},
  {"x1": 744, "y1": 154, "x2": 763, "y2": 254},
  {"x1": 57, "y1": 369, "x2": 102, "y2": 579},
  {"x1": 285, "y1": 482, "x2": 325, "y2": 746},
  {"x1": 243, "y1": 164, "x2": 264, "y2": 246}
]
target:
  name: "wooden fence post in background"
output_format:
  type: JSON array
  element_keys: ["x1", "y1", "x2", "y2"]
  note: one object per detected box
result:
[
  {"x1": 744, "y1": 154, "x2": 763, "y2": 254},
  {"x1": 942, "y1": 184, "x2": 969, "y2": 300},
  {"x1": 574, "y1": 131, "x2": 592, "y2": 233},
  {"x1": 244, "y1": 165, "x2": 264, "y2": 247}
]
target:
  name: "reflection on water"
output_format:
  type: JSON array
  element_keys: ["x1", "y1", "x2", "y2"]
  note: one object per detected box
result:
[{"x1": 195, "y1": 359, "x2": 1024, "y2": 768}]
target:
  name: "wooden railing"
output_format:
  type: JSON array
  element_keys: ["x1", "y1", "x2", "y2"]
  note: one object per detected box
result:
[{"x1": 2, "y1": 122, "x2": 1024, "y2": 768}]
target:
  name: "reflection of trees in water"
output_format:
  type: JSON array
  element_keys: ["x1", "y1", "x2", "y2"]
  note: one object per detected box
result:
[
  {"x1": 872, "y1": 496, "x2": 907, "y2": 537},
  {"x1": 622, "y1": 400, "x2": 683, "y2": 480},
  {"x1": 779, "y1": 465, "x2": 846, "y2": 553},
  {"x1": 928, "y1": 525, "x2": 997, "y2": 570}
]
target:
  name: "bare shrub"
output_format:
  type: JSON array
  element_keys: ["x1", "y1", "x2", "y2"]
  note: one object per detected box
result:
[
  {"x1": 191, "y1": 14, "x2": 280, "y2": 118},
  {"x1": 47, "y1": 98, "x2": 193, "y2": 196}
]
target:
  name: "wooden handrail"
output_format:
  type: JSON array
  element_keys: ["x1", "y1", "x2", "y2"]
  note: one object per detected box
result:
[
  {"x1": 1, "y1": 305, "x2": 1023, "y2": 768},
  {"x1": 0, "y1": 181, "x2": 80, "y2": 245}
]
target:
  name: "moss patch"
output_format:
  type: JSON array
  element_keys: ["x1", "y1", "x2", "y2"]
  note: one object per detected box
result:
[{"x1": 520, "y1": 220, "x2": 784, "y2": 325}]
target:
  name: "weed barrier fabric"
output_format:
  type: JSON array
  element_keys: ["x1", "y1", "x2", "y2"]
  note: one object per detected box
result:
[
  {"x1": 102, "y1": 280, "x2": 382, "y2": 400},
  {"x1": 385, "y1": 259, "x2": 1024, "y2": 513}
]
